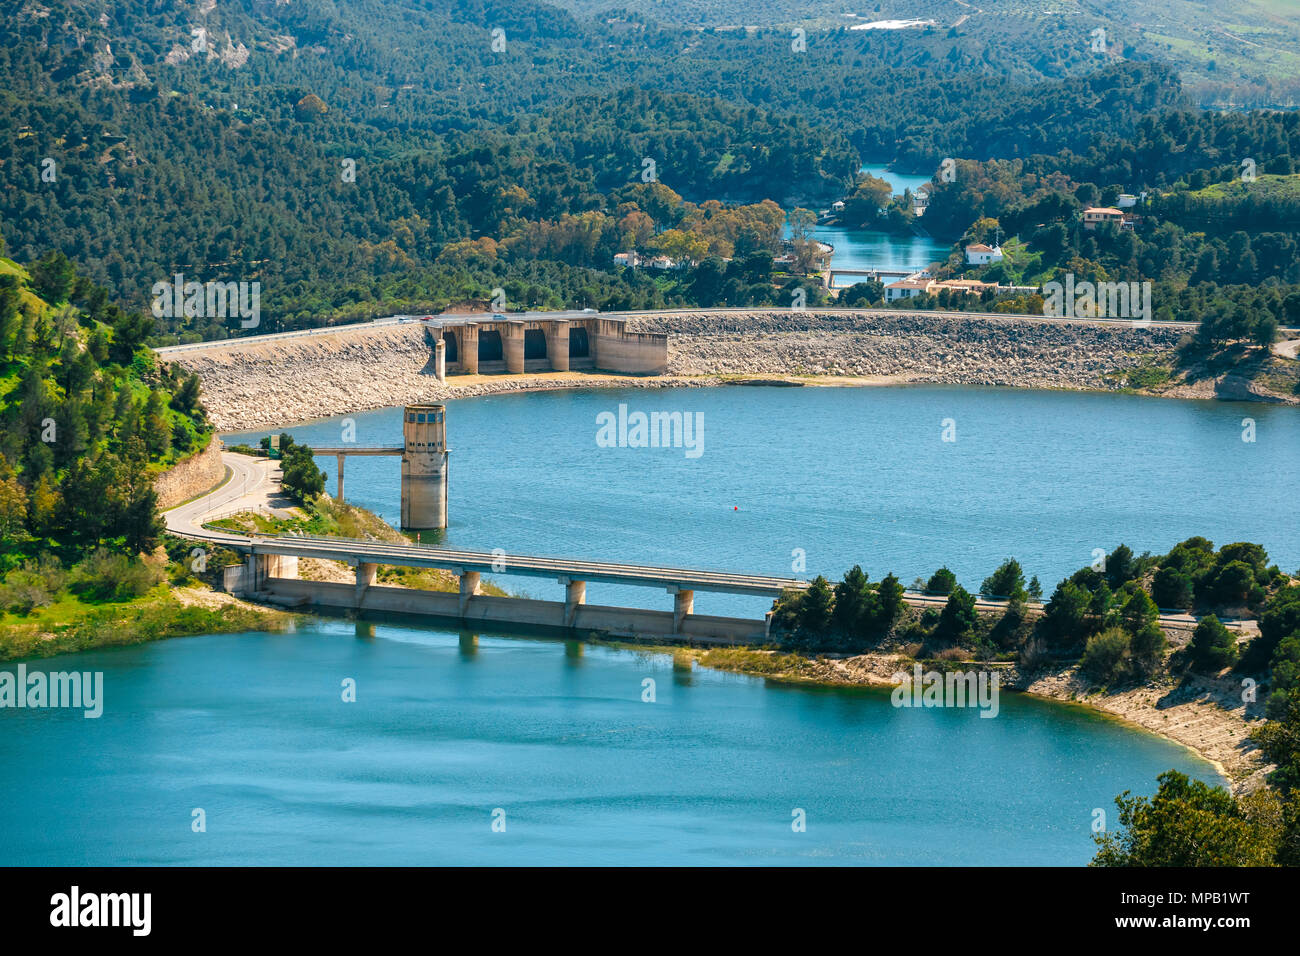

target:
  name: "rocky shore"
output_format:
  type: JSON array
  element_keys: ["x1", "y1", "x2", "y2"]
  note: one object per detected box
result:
[{"x1": 168, "y1": 311, "x2": 1197, "y2": 431}]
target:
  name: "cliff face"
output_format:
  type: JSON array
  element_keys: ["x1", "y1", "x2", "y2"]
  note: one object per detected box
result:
[{"x1": 163, "y1": 311, "x2": 1199, "y2": 431}]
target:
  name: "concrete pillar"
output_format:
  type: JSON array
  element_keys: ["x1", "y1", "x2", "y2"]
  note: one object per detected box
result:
[
  {"x1": 459, "y1": 570, "x2": 481, "y2": 616},
  {"x1": 561, "y1": 578, "x2": 585, "y2": 627},
  {"x1": 545, "y1": 321, "x2": 570, "y2": 373},
  {"x1": 244, "y1": 552, "x2": 261, "y2": 595},
  {"x1": 335, "y1": 453, "x2": 345, "y2": 502},
  {"x1": 434, "y1": 338, "x2": 446, "y2": 383},
  {"x1": 503, "y1": 323, "x2": 525, "y2": 374},
  {"x1": 461, "y1": 325, "x2": 479, "y2": 374},
  {"x1": 355, "y1": 562, "x2": 377, "y2": 606},
  {"x1": 672, "y1": 588, "x2": 694, "y2": 633}
]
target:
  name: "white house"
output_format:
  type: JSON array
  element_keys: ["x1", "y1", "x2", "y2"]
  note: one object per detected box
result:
[
  {"x1": 884, "y1": 277, "x2": 933, "y2": 302},
  {"x1": 965, "y1": 243, "x2": 1004, "y2": 266},
  {"x1": 613, "y1": 251, "x2": 640, "y2": 267}
]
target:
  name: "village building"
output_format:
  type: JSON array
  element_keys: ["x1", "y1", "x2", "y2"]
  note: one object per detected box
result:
[
  {"x1": 965, "y1": 243, "x2": 1004, "y2": 265},
  {"x1": 1082, "y1": 206, "x2": 1134, "y2": 230}
]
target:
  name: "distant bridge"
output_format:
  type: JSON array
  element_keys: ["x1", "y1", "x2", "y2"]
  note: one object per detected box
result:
[{"x1": 828, "y1": 268, "x2": 918, "y2": 290}]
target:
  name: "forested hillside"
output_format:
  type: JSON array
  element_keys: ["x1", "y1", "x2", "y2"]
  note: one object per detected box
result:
[
  {"x1": 1, "y1": 0, "x2": 1192, "y2": 334},
  {"x1": 0, "y1": 236, "x2": 208, "y2": 569}
]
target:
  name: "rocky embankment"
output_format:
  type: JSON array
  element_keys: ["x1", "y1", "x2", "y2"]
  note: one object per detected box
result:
[
  {"x1": 634, "y1": 311, "x2": 1183, "y2": 385},
  {"x1": 169, "y1": 312, "x2": 1188, "y2": 431}
]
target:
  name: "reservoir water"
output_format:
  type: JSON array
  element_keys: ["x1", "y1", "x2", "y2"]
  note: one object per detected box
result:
[
  {"x1": 0, "y1": 621, "x2": 1223, "y2": 865},
  {"x1": 810, "y1": 164, "x2": 950, "y2": 277},
  {"x1": 5, "y1": 384, "x2": 1290, "y2": 866},
  {"x1": 231, "y1": 385, "x2": 1300, "y2": 620}
]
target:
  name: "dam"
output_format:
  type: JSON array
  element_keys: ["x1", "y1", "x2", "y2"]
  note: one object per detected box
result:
[{"x1": 422, "y1": 312, "x2": 667, "y2": 376}]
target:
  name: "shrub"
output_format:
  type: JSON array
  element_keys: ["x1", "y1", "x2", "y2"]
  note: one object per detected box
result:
[
  {"x1": 1081, "y1": 626, "x2": 1132, "y2": 683},
  {"x1": 71, "y1": 548, "x2": 163, "y2": 602}
]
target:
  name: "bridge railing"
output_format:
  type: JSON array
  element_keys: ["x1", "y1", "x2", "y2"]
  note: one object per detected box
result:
[{"x1": 251, "y1": 532, "x2": 807, "y2": 584}]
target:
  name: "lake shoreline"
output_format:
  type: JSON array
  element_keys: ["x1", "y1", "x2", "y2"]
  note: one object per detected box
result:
[{"x1": 612, "y1": 641, "x2": 1265, "y2": 792}]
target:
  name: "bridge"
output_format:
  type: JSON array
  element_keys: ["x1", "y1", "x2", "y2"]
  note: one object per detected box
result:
[
  {"x1": 828, "y1": 268, "x2": 918, "y2": 290},
  {"x1": 167, "y1": 452, "x2": 807, "y2": 642}
]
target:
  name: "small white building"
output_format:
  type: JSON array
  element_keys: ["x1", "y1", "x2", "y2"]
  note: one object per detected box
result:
[
  {"x1": 613, "y1": 251, "x2": 640, "y2": 267},
  {"x1": 646, "y1": 256, "x2": 676, "y2": 270},
  {"x1": 831, "y1": 200, "x2": 845, "y2": 213},
  {"x1": 884, "y1": 277, "x2": 933, "y2": 302},
  {"x1": 965, "y1": 243, "x2": 1004, "y2": 265},
  {"x1": 1117, "y1": 194, "x2": 1138, "y2": 208}
]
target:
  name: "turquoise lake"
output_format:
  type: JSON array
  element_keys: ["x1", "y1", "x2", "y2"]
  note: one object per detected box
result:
[{"x1": 5, "y1": 383, "x2": 1293, "y2": 866}]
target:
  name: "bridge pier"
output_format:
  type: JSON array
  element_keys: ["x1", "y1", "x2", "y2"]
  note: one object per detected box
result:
[
  {"x1": 242, "y1": 552, "x2": 299, "y2": 595},
  {"x1": 355, "y1": 561, "x2": 377, "y2": 606},
  {"x1": 459, "y1": 570, "x2": 481, "y2": 616},
  {"x1": 670, "y1": 586, "x2": 694, "y2": 633},
  {"x1": 560, "y1": 577, "x2": 585, "y2": 626},
  {"x1": 434, "y1": 338, "x2": 446, "y2": 383},
  {"x1": 335, "y1": 453, "x2": 346, "y2": 502}
]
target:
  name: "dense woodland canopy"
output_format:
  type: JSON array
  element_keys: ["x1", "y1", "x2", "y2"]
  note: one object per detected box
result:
[
  {"x1": 0, "y1": 0, "x2": 1204, "y2": 335},
  {"x1": 0, "y1": 0, "x2": 1296, "y2": 348}
]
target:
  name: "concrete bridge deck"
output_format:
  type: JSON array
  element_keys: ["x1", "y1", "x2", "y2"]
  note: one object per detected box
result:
[
  {"x1": 167, "y1": 452, "x2": 1253, "y2": 642},
  {"x1": 244, "y1": 534, "x2": 808, "y2": 597}
]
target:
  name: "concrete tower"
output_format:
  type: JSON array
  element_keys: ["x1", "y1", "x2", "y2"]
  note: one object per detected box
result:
[{"x1": 400, "y1": 404, "x2": 448, "y2": 529}]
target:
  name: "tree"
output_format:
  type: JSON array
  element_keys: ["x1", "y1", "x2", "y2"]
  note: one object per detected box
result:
[
  {"x1": 877, "y1": 572, "x2": 905, "y2": 629},
  {"x1": 799, "y1": 575, "x2": 834, "y2": 637},
  {"x1": 938, "y1": 585, "x2": 978, "y2": 643},
  {"x1": 1039, "y1": 579, "x2": 1092, "y2": 647},
  {"x1": 1092, "y1": 771, "x2": 1279, "y2": 867},
  {"x1": 981, "y1": 558, "x2": 1027, "y2": 601},
  {"x1": 786, "y1": 207, "x2": 816, "y2": 241},
  {"x1": 0, "y1": 474, "x2": 28, "y2": 540},
  {"x1": 925, "y1": 567, "x2": 957, "y2": 595},
  {"x1": 1121, "y1": 588, "x2": 1159, "y2": 633},
  {"x1": 831, "y1": 565, "x2": 873, "y2": 639},
  {"x1": 1211, "y1": 560, "x2": 1257, "y2": 605},
  {"x1": 1188, "y1": 614, "x2": 1238, "y2": 672},
  {"x1": 1104, "y1": 544, "x2": 1136, "y2": 588},
  {"x1": 1151, "y1": 565, "x2": 1194, "y2": 609},
  {"x1": 280, "y1": 440, "x2": 326, "y2": 504},
  {"x1": 1254, "y1": 688, "x2": 1300, "y2": 793},
  {"x1": 30, "y1": 251, "x2": 76, "y2": 305}
]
